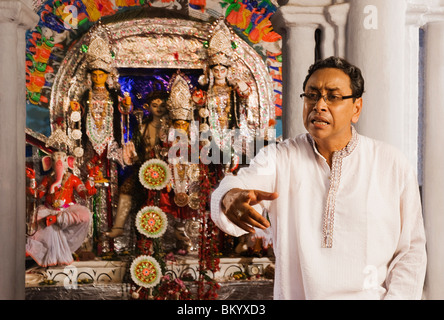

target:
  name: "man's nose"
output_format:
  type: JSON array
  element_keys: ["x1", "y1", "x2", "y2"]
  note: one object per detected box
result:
[{"x1": 313, "y1": 96, "x2": 328, "y2": 112}]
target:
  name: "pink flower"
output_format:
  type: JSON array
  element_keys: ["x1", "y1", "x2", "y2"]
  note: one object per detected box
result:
[
  {"x1": 162, "y1": 275, "x2": 171, "y2": 281},
  {"x1": 175, "y1": 278, "x2": 185, "y2": 288},
  {"x1": 165, "y1": 252, "x2": 176, "y2": 261}
]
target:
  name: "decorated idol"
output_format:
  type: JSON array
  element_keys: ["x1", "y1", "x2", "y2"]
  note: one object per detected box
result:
[
  {"x1": 197, "y1": 22, "x2": 251, "y2": 173},
  {"x1": 68, "y1": 32, "x2": 133, "y2": 254},
  {"x1": 26, "y1": 151, "x2": 97, "y2": 267},
  {"x1": 69, "y1": 34, "x2": 132, "y2": 172},
  {"x1": 106, "y1": 90, "x2": 171, "y2": 238},
  {"x1": 166, "y1": 72, "x2": 201, "y2": 212}
]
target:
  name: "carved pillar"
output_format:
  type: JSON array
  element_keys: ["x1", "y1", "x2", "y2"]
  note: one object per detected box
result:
[
  {"x1": 271, "y1": 1, "x2": 350, "y2": 139},
  {"x1": 272, "y1": 19, "x2": 317, "y2": 139},
  {"x1": 0, "y1": 0, "x2": 38, "y2": 299}
]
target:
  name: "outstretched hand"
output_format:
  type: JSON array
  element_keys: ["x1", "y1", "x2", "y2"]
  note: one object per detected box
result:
[{"x1": 222, "y1": 188, "x2": 279, "y2": 233}]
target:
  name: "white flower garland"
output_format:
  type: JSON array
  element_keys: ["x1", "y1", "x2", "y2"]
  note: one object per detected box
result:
[
  {"x1": 135, "y1": 206, "x2": 168, "y2": 238},
  {"x1": 138, "y1": 159, "x2": 171, "y2": 190},
  {"x1": 130, "y1": 255, "x2": 162, "y2": 288}
]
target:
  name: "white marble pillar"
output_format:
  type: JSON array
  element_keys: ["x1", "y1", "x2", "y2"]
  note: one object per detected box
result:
[
  {"x1": 346, "y1": 0, "x2": 410, "y2": 160},
  {"x1": 273, "y1": 19, "x2": 318, "y2": 139},
  {"x1": 0, "y1": 0, "x2": 38, "y2": 300},
  {"x1": 271, "y1": 1, "x2": 349, "y2": 139},
  {"x1": 422, "y1": 21, "x2": 444, "y2": 300}
]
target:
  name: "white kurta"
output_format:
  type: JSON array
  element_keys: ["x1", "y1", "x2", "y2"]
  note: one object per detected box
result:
[{"x1": 211, "y1": 128, "x2": 427, "y2": 300}]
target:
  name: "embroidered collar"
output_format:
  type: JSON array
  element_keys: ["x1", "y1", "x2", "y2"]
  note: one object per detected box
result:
[
  {"x1": 307, "y1": 125, "x2": 360, "y2": 248},
  {"x1": 307, "y1": 125, "x2": 359, "y2": 160}
]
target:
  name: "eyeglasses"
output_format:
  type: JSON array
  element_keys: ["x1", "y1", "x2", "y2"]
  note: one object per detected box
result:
[{"x1": 300, "y1": 92, "x2": 355, "y2": 105}]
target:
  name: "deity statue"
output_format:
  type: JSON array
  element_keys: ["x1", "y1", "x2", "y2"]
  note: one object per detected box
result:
[
  {"x1": 68, "y1": 35, "x2": 133, "y2": 254},
  {"x1": 70, "y1": 36, "x2": 131, "y2": 171},
  {"x1": 105, "y1": 90, "x2": 170, "y2": 238},
  {"x1": 128, "y1": 90, "x2": 170, "y2": 163},
  {"x1": 165, "y1": 72, "x2": 204, "y2": 254},
  {"x1": 26, "y1": 151, "x2": 97, "y2": 267},
  {"x1": 197, "y1": 25, "x2": 251, "y2": 172},
  {"x1": 166, "y1": 72, "x2": 201, "y2": 210}
]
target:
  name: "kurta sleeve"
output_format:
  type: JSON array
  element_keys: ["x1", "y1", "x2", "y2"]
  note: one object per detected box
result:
[
  {"x1": 210, "y1": 143, "x2": 278, "y2": 237},
  {"x1": 384, "y1": 169, "x2": 427, "y2": 300}
]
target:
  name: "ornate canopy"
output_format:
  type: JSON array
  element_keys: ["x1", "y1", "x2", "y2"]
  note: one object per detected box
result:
[{"x1": 49, "y1": 14, "x2": 275, "y2": 143}]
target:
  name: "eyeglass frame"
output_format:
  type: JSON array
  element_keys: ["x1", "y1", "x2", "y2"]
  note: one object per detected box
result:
[{"x1": 300, "y1": 92, "x2": 356, "y2": 105}]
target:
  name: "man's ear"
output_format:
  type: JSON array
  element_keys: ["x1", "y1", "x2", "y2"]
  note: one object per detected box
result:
[{"x1": 351, "y1": 97, "x2": 363, "y2": 124}]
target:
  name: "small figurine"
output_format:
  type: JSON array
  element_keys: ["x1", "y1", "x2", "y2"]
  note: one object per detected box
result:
[{"x1": 26, "y1": 151, "x2": 96, "y2": 267}]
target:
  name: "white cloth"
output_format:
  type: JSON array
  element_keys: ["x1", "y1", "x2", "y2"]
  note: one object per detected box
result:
[
  {"x1": 211, "y1": 128, "x2": 427, "y2": 300},
  {"x1": 26, "y1": 204, "x2": 91, "y2": 267}
]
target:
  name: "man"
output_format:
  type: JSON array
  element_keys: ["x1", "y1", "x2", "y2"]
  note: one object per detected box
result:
[{"x1": 210, "y1": 57, "x2": 427, "y2": 300}]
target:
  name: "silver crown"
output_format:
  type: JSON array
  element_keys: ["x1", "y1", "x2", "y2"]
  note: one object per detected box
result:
[
  {"x1": 86, "y1": 35, "x2": 114, "y2": 73},
  {"x1": 207, "y1": 19, "x2": 236, "y2": 66},
  {"x1": 167, "y1": 72, "x2": 195, "y2": 121}
]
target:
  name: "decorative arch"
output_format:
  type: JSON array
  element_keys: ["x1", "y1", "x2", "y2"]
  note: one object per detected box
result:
[
  {"x1": 26, "y1": 1, "x2": 283, "y2": 137},
  {"x1": 49, "y1": 11, "x2": 275, "y2": 144}
]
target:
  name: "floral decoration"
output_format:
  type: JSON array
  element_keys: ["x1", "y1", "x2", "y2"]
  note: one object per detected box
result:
[
  {"x1": 135, "y1": 206, "x2": 168, "y2": 238},
  {"x1": 155, "y1": 275, "x2": 193, "y2": 300},
  {"x1": 139, "y1": 159, "x2": 171, "y2": 190},
  {"x1": 130, "y1": 255, "x2": 162, "y2": 289},
  {"x1": 196, "y1": 163, "x2": 221, "y2": 299}
]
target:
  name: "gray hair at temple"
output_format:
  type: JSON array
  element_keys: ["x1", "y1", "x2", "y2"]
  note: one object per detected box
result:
[{"x1": 303, "y1": 56, "x2": 365, "y2": 100}]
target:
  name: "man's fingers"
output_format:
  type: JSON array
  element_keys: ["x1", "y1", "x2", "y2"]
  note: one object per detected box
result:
[
  {"x1": 241, "y1": 203, "x2": 270, "y2": 229},
  {"x1": 222, "y1": 188, "x2": 277, "y2": 233},
  {"x1": 232, "y1": 218, "x2": 256, "y2": 234},
  {"x1": 226, "y1": 204, "x2": 256, "y2": 233},
  {"x1": 226, "y1": 203, "x2": 270, "y2": 232},
  {"x1": 248, "y1": 190, "x2": 279, "y2": 205}
]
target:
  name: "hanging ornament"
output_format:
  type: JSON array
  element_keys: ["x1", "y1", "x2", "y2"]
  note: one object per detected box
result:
[
  {"x1": 70, "y1": 111, "x2": 81, "y2": 122},
  {"x1": 130, "y1": 255, "x2": 162, "y2": 289},
  {"x1": 139, "y1": 159, "x2": 171, "y2": 190},
  {"x1": 135, "y1": 206, "x2": 168, "y2": 238},
  {"x1": 71, "y1": 129, "x2": 82, "y2": 140},
  {"x1": 73, "y1": 147, "x2": 84, "y2": 158},
  {"x1": 188, "y1": 192, "x2": 201, "y2": 210},
  {"x1": 174, "y1": 192, "x2": 189, "y2": 208},
  {"x1": 199, "y1": 107, "x2": 209, "y2": 118}
]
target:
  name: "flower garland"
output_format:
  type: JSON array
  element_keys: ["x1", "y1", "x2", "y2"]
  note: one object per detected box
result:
[
  {"x1": 155, "y1": 275, "x2": 193, "y2": 300},
  {"x1": 196, "y1": 163, "x2": 221, "y2": 300},
  {"x1": 130, "y1": 255, "x2": 162, "y2": 289},
  {"x1": 130, "y1": 141, "x2": 224, "y2": 300},
  {"x1": 135, "y1": 206, "x2": 168, "y2": 239},
  {"x1": 139, "y1": 159, "x2": 171, "y2": 190}
]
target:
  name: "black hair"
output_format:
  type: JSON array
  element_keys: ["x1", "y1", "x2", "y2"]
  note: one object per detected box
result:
[
  {"x1": 303, "y1": 56, "x2": 365, "y2": 99},
  {"x1": 146, "y1": 90, "x2": 168, "y2": 105}
]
